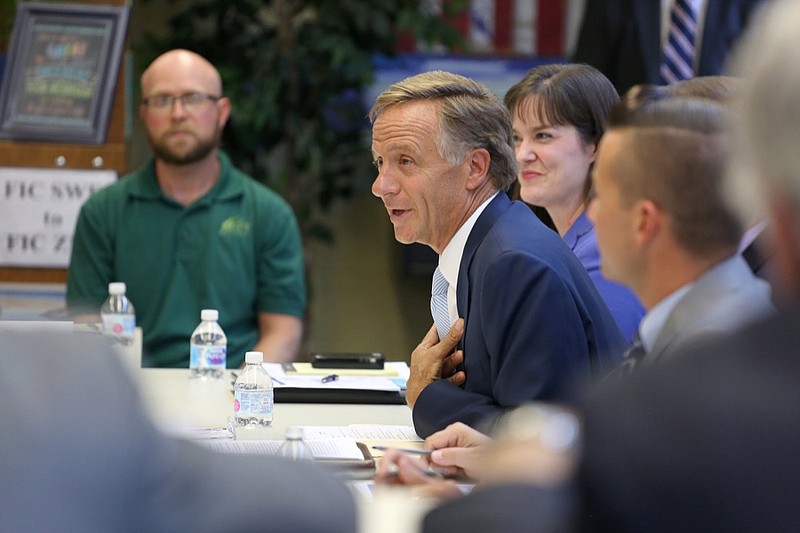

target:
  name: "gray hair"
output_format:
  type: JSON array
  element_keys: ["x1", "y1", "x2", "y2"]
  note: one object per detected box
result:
[
  {"x1": 369, "y1": 70, "x2": 518, "y2": 191},
  {"x1": 725, "y1": 0, "x2": 800, "y2": 227}
]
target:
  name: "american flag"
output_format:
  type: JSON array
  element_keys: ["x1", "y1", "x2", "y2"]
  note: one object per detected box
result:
[{"x1": 408, "y1": 0, "x2": 586, "y2": 57}]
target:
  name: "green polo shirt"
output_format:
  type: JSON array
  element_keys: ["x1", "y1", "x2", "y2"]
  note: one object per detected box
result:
[{"x1": 67, "y1": 151, "x2": 306, "y2": 368}]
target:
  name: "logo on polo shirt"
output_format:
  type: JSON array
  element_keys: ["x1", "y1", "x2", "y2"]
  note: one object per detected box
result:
[{"x1": 219, "y1": 216, "x2": 251, "y2": 237}]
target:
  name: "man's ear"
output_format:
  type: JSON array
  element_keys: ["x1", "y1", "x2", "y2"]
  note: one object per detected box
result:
[
  {"x1": 634, "y1": 199, "x2": 662, "y2": 248},
  {"x1": 465, "y1": 148, "x2": 491, "y2": 190},
  {"x1": 216, "y1": 96, "x2": 232, "y2": 129}
]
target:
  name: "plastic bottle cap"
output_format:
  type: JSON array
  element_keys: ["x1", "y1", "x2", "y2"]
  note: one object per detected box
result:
[
  {"x1": 245, "y1": 351, "x2": 264, "y2": 364},
  {"x1": 108, "y1": 282, "x2": 126, "y2": 295},
  {"x1": 200, "y1": 309, "x2": 219, "y2": 321},
  {"x1": 285, "y1": 426, "x2": 304, "y2": 439}
]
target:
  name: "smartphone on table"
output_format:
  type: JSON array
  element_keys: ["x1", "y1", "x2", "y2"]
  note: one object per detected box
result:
[{"x1": 310, "y1": 352, "x2": 385, "y2": 370}]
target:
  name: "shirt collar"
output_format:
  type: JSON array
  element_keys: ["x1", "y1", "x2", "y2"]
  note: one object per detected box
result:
[
  {"x1": 438, "y1": 192, "x2": 499, "y2": 287},
  {"x1": 128, "y1": 150, "x2": 243, "y2": 204},
  {"x1": 639, "y1": 281, "x2": 695, "y2": 351},
  {"x1": 738, "y1": 220, "x2": 768, "y2": 253},
  {"x1": 562, "y1": 209, "x2": 592, "y2": 250}
]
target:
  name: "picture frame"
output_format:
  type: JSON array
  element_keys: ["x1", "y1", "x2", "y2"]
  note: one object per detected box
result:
[{"x1": 0, "y1": 2, "x2": 129, "y2": 144}]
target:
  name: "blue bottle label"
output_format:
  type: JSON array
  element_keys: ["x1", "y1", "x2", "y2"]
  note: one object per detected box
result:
[{"x1": 190, "y1": 345, "x2": 226, "y2": 368}]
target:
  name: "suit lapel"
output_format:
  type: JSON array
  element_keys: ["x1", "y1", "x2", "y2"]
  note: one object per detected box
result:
[
  {"x1": 456, "y1": 193, "x2": 511, "y2": 322},
  {"x1": 647, "y1": 257, "x2": 748, "y2": 363}
]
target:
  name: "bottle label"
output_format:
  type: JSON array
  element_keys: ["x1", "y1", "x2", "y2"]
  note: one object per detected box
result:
[
  {"x1": 234, "y1": 389, "x2": 274, "y2": 415},
  {"x1": 190, "y1": 345, "x2": 227, "y2": 368},
  {"x1": 102, "y1": 314, "x2": 135, "y2": 338}
]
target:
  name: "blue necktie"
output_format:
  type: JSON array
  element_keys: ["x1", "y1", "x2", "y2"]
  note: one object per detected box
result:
[
  {"x1": 430, "y1": 266, "x2": 450, "y2": 341},
  {"x1": 660, "y1": 0, "x2": 698, "y2": 84}
]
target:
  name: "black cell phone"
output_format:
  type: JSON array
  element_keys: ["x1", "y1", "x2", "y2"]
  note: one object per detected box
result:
[{"x1": 310, "y1": 352, "x2": 385, "y2": 370}]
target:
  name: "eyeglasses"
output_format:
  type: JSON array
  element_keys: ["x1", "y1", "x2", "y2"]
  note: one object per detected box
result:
[{"x1": 141, "y1": 92, "x2": 221, "y2": 113}]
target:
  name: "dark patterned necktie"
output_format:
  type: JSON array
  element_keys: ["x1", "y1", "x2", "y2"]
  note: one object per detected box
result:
[
  {"x1": 605, "y1": 333, "x2": 647, "y2": 381},
  {"x1": 660, "y1": 0, "x2": 698, "y2": 84}
]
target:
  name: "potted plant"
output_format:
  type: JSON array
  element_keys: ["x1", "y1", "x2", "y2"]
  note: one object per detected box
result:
[{"x1": 140, "y1": 0, "x2": 466, "y2": 244}]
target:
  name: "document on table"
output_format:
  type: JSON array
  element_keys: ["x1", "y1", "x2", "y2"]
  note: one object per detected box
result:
[
  {"x1": 201, "y1": 437, "x2": 365, "y2": 460},
  {"x1": 296, "y1": 424, "x2": 423, "y2": 457},
  {"x1": 298, "y1": 424, "x2": 421, "y2": 441}
]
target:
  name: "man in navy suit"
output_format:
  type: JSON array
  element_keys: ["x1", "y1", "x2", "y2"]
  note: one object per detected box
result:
[
  {"x1": 369, "y1": 71, "x2": 624, "y2": 438},
  {"x1": 573, "y1": 0, "x2": 766, "y2": 94}
]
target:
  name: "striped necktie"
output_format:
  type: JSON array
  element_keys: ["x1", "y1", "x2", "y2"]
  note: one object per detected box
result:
[
  {"x1": 430, "y1": 266, "x2": 451, "y2": 342},
  {"x1": 660, "y1": 0, "x2": 698, "y2": 84}
]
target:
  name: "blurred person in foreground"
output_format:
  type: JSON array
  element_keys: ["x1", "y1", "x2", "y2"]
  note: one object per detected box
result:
[
  {"x1": 377, "y1": 1, "x2": 800, "y2": 530},
  {"x1": 0, "y1": 331, "x2": 355, "y2": 532},
  {"x1": 504, "y1": 63, "x2": 644, "y2": 342},
  {"x1": 369, "y1": 70, "x2": 624, "y2": 438},
  {"x1": 67, "y1": 49, "x2": 306, "y2": 368}
]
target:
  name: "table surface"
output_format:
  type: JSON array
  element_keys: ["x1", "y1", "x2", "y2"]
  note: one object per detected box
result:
[
  {"x1": 0, "y1": 320, "x2": 432, "y2": 531},
  {"x1": 129, "y1": 366, "x2": 433, "y2": 533},
  {"x1": 131, "y1": 367, "x2": 415, "y2": 440}
]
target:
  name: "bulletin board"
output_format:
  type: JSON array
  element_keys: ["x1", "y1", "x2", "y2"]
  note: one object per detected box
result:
[{"x1": 0, "y1": 2, "x2": 129, "y2": 144}]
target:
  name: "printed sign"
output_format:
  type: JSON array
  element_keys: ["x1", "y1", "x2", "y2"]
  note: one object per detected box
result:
[{"x1": 0, "y1": 167, "x2": 115, "y2": 267}]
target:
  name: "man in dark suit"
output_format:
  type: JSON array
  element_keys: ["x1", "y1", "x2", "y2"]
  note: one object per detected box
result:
[
  {"x1": 572, "y1": 0, "x2": 766, "y2": 94},
  {"x1": 369, "y1": 71, "x2": 624, "y2": 438},
  {"x1": 0, "y1": 331, "x2": 356, "y2": 532}
]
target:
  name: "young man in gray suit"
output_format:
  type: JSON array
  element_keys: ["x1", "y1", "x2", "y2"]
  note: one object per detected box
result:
[
  {"x1": 588, "y1": 92, "x2": 774, "y2": 372},
  {"x1": 0, "y1": 331, "x2": 356, "y2": 532}
]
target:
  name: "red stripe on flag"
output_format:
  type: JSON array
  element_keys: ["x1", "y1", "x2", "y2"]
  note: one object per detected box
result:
[
  {"x1": 494, "y1": 0, "x2": 513, "y2": 54},
  {"x1": 537, "y1": 0, "x2": 565, "y2": 56}
]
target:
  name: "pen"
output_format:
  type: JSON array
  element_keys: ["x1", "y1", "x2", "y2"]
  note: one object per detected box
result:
[
  {"x1": 320, "y1": 374, "x2": 339, "y2": 383},
  {"x1": 371, "y1": 445, "x2": 432, "y2": 456},
  {"x1": 380, "y1": 459, "x2": 445, "y2": 479}
]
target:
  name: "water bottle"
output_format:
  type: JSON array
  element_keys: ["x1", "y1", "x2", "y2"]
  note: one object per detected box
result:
[
  {"x1": 100, "y1": 282, "x2": 135, "y2": 345},
  {"x1": 189, "y1": 309, "x2": 227, "y2": 379},
  {"x1": 278, "y1": 426, "x2": 312, "y2": 460},
  {"x1": 233, "y1": 351, "x2": 274, "y2": 428}
]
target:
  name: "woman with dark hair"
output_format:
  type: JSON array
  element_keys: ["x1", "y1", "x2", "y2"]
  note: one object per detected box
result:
[{"x1": 505, "y1": 63, "x2": 644, "y2": 341}]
